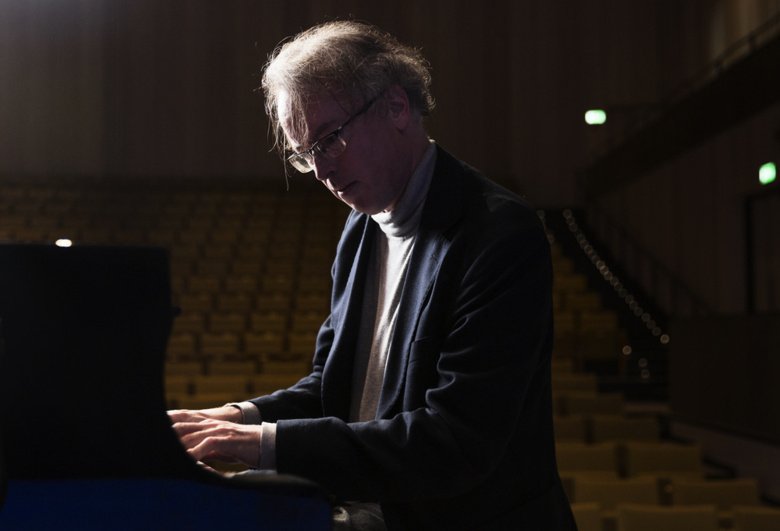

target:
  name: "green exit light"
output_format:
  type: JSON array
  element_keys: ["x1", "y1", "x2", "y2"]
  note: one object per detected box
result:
[
  {"x1": 759, "y1": 162, "x2": 776, "y2": 185},
  {"x1": 585, "y1": 109, "x2": 607, "y2": 125}
]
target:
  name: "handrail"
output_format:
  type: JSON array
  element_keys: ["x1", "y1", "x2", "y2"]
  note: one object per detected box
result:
[{"x1": 586, "y1": 205, "x2": 711, "y2": 317}]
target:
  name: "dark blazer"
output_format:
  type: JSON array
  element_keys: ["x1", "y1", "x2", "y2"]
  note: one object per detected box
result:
[{"x1": 251, "y1": 146, "x2": 576, "y2": 530}]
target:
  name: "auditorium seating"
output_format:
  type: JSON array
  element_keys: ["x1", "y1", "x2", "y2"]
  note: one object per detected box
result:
[
  {"x1": 547, "y1": 236, "x2": 779, "y2": 529},
  {"x1": 551, "y1": 244, "x2": 626, "y2": 369},
  {"x1": 671, "y1": 478, "x2": 761, "y2": 525}
]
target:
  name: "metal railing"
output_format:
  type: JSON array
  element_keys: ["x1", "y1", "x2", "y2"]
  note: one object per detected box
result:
[{"x1": 585, "y1": 206, "x2": 711, "y2": 318}]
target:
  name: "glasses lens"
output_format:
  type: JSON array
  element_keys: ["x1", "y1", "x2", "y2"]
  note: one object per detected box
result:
[
  {"x1": 287, "y1": 153, "x2": 314, "y2": 173},
  {"x1": 316, "y1": 133, "x2": 347, "y2": 160},
  {"x1": 286, "y1": 124, "x2": 351, "y2": 174}
]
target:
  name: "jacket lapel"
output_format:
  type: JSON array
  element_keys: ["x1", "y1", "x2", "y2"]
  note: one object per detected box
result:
[
  {"x1": 375, "y1": 146, "x2": 466, "y2": 418},
  {"x1": 321, "y1": 213, "x2": 375, "y2": 419}
]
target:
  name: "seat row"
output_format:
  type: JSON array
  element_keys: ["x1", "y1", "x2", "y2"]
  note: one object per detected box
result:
[
  {"x1": 171, "y1": 309, "x2": 327, "y2": 335},
  {"x1": 572, "y1": 501, "x2": 780, "y2": 531},
  {"x1": 555, "y1": 414, "x2": 660, "y2": 444},
  {"x1": 166, "y1": 330, "x2": 319, "y2": 361},
  {"x1": 172, "y1": 289, "x2": 330, "y2": 313},
  {"x1": 567, "y1": 475, "x2": 761, "y2": 510},
  {"x1": 165, "y1": 372, "x2": 307, "y2": 410},
  {"x1": 556, "y1": 441, "x2": 704, "y2": 481},
  {"x1": 553, "y1": 391, "x2": 626, "y2": 417}
]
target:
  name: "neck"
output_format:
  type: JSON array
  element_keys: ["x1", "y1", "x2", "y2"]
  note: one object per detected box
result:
[
  {"x1": 372, "y1": 139, "x2": 436, "y2": 238},
  {"x1": 383, "y1": 124, "x2": 431, "y2": 213}
]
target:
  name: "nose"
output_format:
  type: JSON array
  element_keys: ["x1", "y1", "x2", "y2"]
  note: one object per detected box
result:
[{"x1": 312, "y1": 156, "x2": 334, "y2": 182}]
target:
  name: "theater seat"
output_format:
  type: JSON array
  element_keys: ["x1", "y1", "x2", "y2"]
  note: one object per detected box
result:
[
  {"x1": 733, "y1": 504, "x2": 780, "y2": 531},
  {"x1": 672, "y1": 478, "x2": 761, "y2": 526},
  {"x1": 570, "y1": 502, "x2": 602, "y2": 531},
  {"x1": 553, "y1": 373, "x2": 599, "y2": 393},
  {"x1": 574, "y1": 476, "x2": 659, "y2": 528},
  {"x1": 590, "y1": 415, "x2": 660, "y2": 443},
  {"x1": 554, "y1": 415, "x2": 588, "y2": 442},
  {"x1": 207, "y1": 360, "x2": 258, "y2": 376},
  {"x1": 616, "y1": 503, "x2": 719, "y2": 531},
  {"x1": 559, "y1": 392, "x2": 624, "y2": 416},
  {"x1": 624, "y1": 442, "x2": 703, "y2": 479},
  {"x1": 575, "y1": 476, "x2": 659, "y2": 510},
  {"x1": 556, "y1": 442, "x2": 619, "y2": 477},
  {"x1": 192, "y1": 375, "x2": 251, "y2": 395},
  {"x1": 672, "y1": 478, "x2": 760, "y2": 508}
]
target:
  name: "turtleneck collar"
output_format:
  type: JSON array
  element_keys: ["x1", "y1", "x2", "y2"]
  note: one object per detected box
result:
[{"x1": 371, "y1": 140, "x2": 436, "y2": 239}]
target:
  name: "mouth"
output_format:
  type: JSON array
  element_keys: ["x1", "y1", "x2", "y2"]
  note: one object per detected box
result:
[{"x1": 334, "y1": 181, "x2": 357, "y2": 195}]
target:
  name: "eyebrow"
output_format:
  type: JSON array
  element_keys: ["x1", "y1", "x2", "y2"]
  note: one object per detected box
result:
[
  {"x1": 298, "y1": 102, "x2": 352, "y2": 151},
  {"x1": 290, "y1": 95, "x2": 360, "y2": 154},
  {"x1": 308, "y1": 119, "x2": 342, "y2": 149},
  {"x1": 290, "y1": 121, "x2": 335, "y2": 154}
]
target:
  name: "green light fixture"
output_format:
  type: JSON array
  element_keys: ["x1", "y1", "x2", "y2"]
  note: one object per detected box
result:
[
  {"x1": 759, "y1": 162, "x2": 776, "y2": 185},
  {"x1": 585, "y1": 109, "x2": 607, "y2": 125}
]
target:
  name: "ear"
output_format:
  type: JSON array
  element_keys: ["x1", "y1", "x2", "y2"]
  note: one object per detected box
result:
[{"x1": 384, "y1": 84, "x2": 411, "y2": 130}]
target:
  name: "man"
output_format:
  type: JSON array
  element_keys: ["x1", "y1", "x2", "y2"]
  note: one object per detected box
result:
[{"x1": 170, "y1": 20, "x2": 576, "y2": 530}]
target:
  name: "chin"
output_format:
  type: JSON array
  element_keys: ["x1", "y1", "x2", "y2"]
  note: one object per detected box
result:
[
  {"x1": 350, "y1": 204, "x2": 379, "y2": 215},
  {"x1": 338, "y1": 195, "x2": 379, "y2": 215}
]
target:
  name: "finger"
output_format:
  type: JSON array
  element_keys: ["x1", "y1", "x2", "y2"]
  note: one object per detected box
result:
[
  {"x1": 176, "y1": 420, "x2": 234, "y2": 450},
  {"x1": 168, "y1": 410, "x2": 197, "y2": 423},
  {"x1": 168, "y1": 409, "x2": 213, "y2": 424},
  {"x1": 172, "y1": 419, "x2": 220, "y2": 439},
  {"x1": 182, "y1": 424, "x2": 262, "y2": 466},
  {"x1": 187, "y1": 434, "x2": 235, "y2": 463}
]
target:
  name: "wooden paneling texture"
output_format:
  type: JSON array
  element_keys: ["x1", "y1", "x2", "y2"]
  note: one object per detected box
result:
[{"x1": 0, "y1": 0, "x2": 699, "y2": 207}]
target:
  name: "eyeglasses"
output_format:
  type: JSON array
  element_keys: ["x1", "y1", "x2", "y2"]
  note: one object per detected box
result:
[{"x1": 287, "y1": 95, "x2": 379, "y2": 174}]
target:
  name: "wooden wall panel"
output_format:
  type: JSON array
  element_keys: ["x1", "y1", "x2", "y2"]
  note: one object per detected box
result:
[{"x1": 1, "y1": 0, "x2": 770, "y2": 209}]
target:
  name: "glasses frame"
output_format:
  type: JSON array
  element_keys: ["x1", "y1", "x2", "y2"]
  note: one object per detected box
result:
[{"x1": 286, "y1": 94, "x2": 380, "y2": 174}]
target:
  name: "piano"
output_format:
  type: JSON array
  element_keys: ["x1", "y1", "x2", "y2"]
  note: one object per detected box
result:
[{"x1": 0, "y1": 244, "x2": 331, "y2": 529}]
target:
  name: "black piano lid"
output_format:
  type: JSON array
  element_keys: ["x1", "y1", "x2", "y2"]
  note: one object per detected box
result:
[{"x1": 0, "y1": 243, "x2": 328, "y2": 520}]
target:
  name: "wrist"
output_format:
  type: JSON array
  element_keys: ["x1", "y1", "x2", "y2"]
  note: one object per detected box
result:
[
  {"x1": 224, "y1": 402, "x2": 261, "y2": 424},
  {"x1": 223, "y1": 403, "x2": 245, "y2": 423}
]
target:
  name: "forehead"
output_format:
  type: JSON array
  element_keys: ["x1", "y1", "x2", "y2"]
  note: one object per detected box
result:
[{"x1": 279, "y1": 91, "x2": 350, "y2": 151}]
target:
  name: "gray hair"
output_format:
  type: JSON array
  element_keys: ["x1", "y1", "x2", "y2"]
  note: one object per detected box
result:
[{"x1": 261, "y1": 20, "x2": 435, "y2": 154}]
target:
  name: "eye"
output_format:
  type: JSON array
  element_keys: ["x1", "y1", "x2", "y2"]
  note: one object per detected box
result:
[{"x1": 315, "y1": 131, "x2": 340, "y2": 155}]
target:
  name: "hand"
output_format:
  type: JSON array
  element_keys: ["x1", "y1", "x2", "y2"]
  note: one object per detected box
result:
[
  {"x1": 167, "y1": 405, "x2": 243, "y2": 424},
  {"x1": 171, "y1": 416, "x2": 263, "y2": 468}
]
